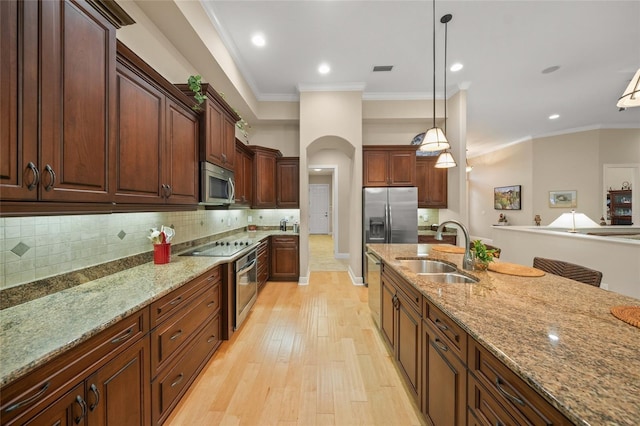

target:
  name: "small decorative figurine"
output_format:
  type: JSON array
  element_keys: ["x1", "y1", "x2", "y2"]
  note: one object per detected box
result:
[
  {"x1": 600, "y1": 216, "x2": 607, "y2": 226},
  {"x1": 534, "y1": 215, "x2": 541, "y2": 226},
  {"x1": 498, "y1": 213, "x2": 508, "y2": 224}
]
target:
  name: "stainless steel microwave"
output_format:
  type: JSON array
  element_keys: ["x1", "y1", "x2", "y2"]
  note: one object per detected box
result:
[{"x1": 200, "y1": 162, "x2": 235, "y2": 205}]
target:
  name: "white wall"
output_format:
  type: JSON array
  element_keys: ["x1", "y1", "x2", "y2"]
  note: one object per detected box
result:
[
  {"x1": 308, "y1": 175, "x2": 333, "y2": 233},
  {"x1": 248, "y1": 123, "x2": 300, "y2": 156}
]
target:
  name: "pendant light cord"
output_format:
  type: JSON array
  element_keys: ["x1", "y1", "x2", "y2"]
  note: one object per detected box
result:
[
  {"x1": 432, "y1": 0, "x2": 436, "y2": 129},
  {"x1": 444, "y1": 17, "x2": 447, "y2": 134}
]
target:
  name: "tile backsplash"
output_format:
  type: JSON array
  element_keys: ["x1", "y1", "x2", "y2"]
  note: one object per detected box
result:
[{"x1": 0, "y1": 208, "x2": 299, "y2": 290}]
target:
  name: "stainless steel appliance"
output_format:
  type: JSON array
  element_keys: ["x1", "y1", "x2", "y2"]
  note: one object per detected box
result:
[
  {"x1": 363, "y1": 187, "x2": 417, "y2": 285},
  {"x1": 235, "y1": 249, "x2": 258, "y2": 329},
  {"x1": 364, "y1": 250, "x2": 382, "y2": 327},
  {"x1": 201, "y1": 161, "x2": 235, "y2": 206},
  {"x1": 181, "y1": 239, "x2": 254, "y2": 257}
]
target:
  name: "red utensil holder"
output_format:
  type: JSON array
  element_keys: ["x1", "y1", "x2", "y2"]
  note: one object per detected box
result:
[{"x1": 154, "y1": 243, "x2": 171, "y2": 264}]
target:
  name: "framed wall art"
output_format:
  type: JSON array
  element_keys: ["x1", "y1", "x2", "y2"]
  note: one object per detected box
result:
[
  {"x1": 494, "y1": 185, "x2": 521, "y2": 210},
  {"x1": 549, "y1": 190, "x2": 577, "y2": 208}
]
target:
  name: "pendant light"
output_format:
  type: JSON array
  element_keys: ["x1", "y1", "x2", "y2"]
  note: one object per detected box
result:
[
  {"x1": 435, "y1": 13, "x2": 457, "y2": 169},
  {"x1": 420, "y1": 0, "x2": 450, "y2": 152},
  {"x1": 617, "y1": 68, "x2": 640, "y2": 109}
]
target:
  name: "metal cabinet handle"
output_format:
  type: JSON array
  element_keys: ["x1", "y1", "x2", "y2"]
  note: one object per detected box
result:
[
  {"x1": 4, "y1": 381, "x2": 50, "y2": 412},
  {"x1": 171, "y1": 373, "x2": 184, "y2": 387},
  {"x1": 207, "y1": 301, "x2": 215, "y2": 308},
  {"x1": 88, "y1": 384, "x2": 100, "y2": 411},
  {"x1": 43, "y1": 164, "x2": 55, "y2": 191},
  {"x1": 496, "y1": 421, "x2": 505, "y2": 426},
  {"x1": 207, "y1": 335, "x2": 216, "y2": 343},
  {"x1": 169, "y1": 296, "x2": 182, "y2": 305},
  {"x1": 392, "y1": 294, "x2": 399, "y2": 309},
  {"x1": 434, "y1": 338, "x2": 449, "y2": 352},
  {"x1": 26, "y1": 162, "x2": 40, "y2": 191},
  {"x1": 434, "y1": 318, "x2": 449, "y2": 331},
  {"x1": 166, "y1": 184, "x2": 172, "y2": 197},
  {"x1": 495, "y1": 377, "x2": 525, "y2": 406},
  {"x1": 170, "y1": 329, "x2": 183, "y2": 341},
  {"x1": 74, "y1": 395, "x2": 87, "y2": 424},
  {"x1": 110, "y1": 327, "x2": 133, "y2": 344}
]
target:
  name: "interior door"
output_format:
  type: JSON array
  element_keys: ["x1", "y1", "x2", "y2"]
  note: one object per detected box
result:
[{"x1": 309, "y1": 184, "x2": 330, "y2": 234}]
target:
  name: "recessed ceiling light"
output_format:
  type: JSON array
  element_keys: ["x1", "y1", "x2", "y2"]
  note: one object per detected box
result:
[
  {"x1": 450, "y1": 63, "x2": 463, "y2": 72},
  {"x1": 318, "y1": 63, "x2": 331, "y2": 74},
  {"x1": 251, "y1": 34, "x2": 266, "y2": 47},
  {"x1": 549, "y1": 114, "x2": 560, "y2": 120},
  {"x1": 314, "y1": 168, "x2": 322, "y2": 172}
]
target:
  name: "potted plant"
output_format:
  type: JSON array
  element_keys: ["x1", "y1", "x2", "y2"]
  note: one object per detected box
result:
[
  {"x1": 187, "y1": 75, "x2": 206, "y2": 111},
  {"x1": 471, "y1": 240, "x2": 497, "y2": 271}
]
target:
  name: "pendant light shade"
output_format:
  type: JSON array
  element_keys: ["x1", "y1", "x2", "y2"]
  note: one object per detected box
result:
[
  {"x1": 617, "y1": 68, "x2": 640, "y2": 108},
  {"x1": 420, "y1": 127, "x2": 450, "y2": 152},
  {"x1": 434, "y1": 151, "x2": 457, "y2": 168}
]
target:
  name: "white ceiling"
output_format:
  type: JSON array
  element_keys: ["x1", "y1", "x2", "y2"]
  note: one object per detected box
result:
[{"x1": 200, "y1": 0, "x2": 640, "y2": 155}]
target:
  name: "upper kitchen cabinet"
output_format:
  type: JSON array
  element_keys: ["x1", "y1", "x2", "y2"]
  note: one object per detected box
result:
[
  {"x1": 114, "y1": 42, "x2": 199, "y2": 206},
  {"x1": 1, "y1": 0, "x2": 127, "y2": 208},
  {"x1": 234, "y1": 140, "x2": 254, "y2": 206},
  {"x1": 177, "y1": 84, "x2": 240, "y2": 171},
  {"x1": 363, "y1": 145, "x2": 417, "y2": 187},
  {"x1": 250, "y1": 146, "x2": 281, "y2": 208},
  {"x1": 416, "y1": 156, "x2": 448, "y2": 208},
  {"x1": 277, "y1": 157, "x2": 300, "y2": 208}
]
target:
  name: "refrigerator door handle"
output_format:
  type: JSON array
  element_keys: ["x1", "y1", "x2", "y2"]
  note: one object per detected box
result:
[{"x1": 387, "y1": 204, "x2": 393, "y2": 242}]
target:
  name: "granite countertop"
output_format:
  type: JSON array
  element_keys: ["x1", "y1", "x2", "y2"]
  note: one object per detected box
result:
[
  {"x1": 0, "y1": 231, "x2": 291, "y2": 387},
  {"x1": 367, "y1": 243, "x2": 640, "y2": 425}
]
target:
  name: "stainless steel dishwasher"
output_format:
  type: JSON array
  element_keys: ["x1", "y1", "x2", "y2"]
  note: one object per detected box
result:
[{"x1": 365, "y1": 250, "x2": 382, "y2": 328}]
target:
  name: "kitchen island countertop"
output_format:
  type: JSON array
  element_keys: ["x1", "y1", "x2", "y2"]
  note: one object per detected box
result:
[{"x1": 367, "y1": 243, "x2": 640, "y2": 426}]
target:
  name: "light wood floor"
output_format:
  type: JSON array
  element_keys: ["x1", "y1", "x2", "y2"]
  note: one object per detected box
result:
[
  {"x1": 166, "y1": 271, "x2": 425, "y2": 425},
  {"x1": 308, "y1": 234, "x2": 349, "y2": 272}
]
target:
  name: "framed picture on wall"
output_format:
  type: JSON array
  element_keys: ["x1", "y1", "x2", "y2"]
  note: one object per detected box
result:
[
  {"x1": 494, "y1": 185, "x2": 521, "y2": 210},
  {"x1": 549, "y1": 190, "x2": 577, "y2": 208}
]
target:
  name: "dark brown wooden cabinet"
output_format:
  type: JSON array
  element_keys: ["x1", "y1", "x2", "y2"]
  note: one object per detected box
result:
[
  {"x1": 418, "y1": 234, "x2": 457, "y2": 246},
  {"x1": 277, "y1": 157, "x2": 300, "y2": 208},
  {"x1": 234, "y1": 140, "x2": 254, "y2": 206},
  {"x1": 257, "y1": 238, "x2": 270, "y2": 291},
  {"x1": 1, "y1": 0, "x2": 116, "y2": 206},
  {"x1": 177, "y1": 83, "x2": 240, "y2": 171},
  {"x1": 416, "y1": 156, "x2": 448, "y2": 208},
  {"x1": 363, "y1": 145, "x2": 417, "y2": 187},
  {"x1": 270, "y1": 235, "x2": 299, "y2": 281},
  {"x1": 609, "y1": 189, "x2": 632, "y2": 225},
  {"x1": 114, "y1": 43, "x2": 199, "y2": 206},
  {"x1": 422, "y1": 300, "x2": 468, "y2": 426},
  {"x1": 380, "y1": 265, "x2": 421, "y2": 403},
  {"x1": 251, "y1": 146, "x2": 281, "y2": 208}
]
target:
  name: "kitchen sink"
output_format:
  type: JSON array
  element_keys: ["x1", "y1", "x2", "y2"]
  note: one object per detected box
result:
[
  {"x1": 419, "y1": 272, "x2": 479, "y2": 284},
  {"x1": 397, "y1": 259, "x2": 457, "y2": 274}
]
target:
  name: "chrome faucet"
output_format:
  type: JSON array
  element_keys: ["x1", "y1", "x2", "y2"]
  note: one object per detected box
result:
[{"x1": 436, "y1": 220, "x2": 474, "y2": 271}]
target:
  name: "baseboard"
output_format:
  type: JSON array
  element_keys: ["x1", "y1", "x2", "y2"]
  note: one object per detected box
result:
[
  {"x1": 348, "y1": 266, "x2": 364, "y2": 286},
  {"x1": 336, "y1": 252, "x2": 350, "y2": 259}
]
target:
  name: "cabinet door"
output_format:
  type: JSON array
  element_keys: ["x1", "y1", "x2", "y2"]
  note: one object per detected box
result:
[
  {"x1": 270, "y1": 236, "x2": 299, "y2": 281},
  {"x1": 164, "y1": 99, "x2": 198, "y2": 204},
  {"x1": 417, "y1": 157, "x2": 448, "y2": 208},
  {"x1": 222, "y1": 117, "x2": 236, "y2": 169},
  {"x1": 203, "y1": 100, "x2": 224, "y2": 167},
  {"x1": 234, "y1": 145, "x2": 245, "y2": 203},
  {"x1": 277, "y1": 158, "x2": 299, "y2": 208},
  {"x1": 388, "y1": 151, "x2": 416, "y2": 186},
  {"x1": 22, "y1": 383, "x2": 86, "y2": 426},
  {"x1": 396, "y1": 291, "x2": 421, "y2": 401},
  {"x1": 253, "y1": 152, "x2": 277, "y2": 208},
  {"x1": 0, "y1": 0, "x2": 39, "y2": 201},
  {"x1": 422, "y1": 320, "x2": 467, "y2": 426},
  {"x1": 363, "y1": 150, "x2": 389, "y2": 187},
  {"x1": 242, "y1": 151, "x2": 253, "y2": 204},
  {"x1": 86, "y1": 338, "x2": 150, "y2": 426},
  {"x1": 113, "y1": 64, "x2": 165, "y2": 204},
  {"x1": 380, "y1": 276, "x2": 396, "y2": 349},
  {"x1": 39, "y1": 0, "x2": 115, "y2": 202}
]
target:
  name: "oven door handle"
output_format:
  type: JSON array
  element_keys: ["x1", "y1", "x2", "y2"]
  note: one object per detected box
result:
[{"x1": 237, "y1": 259, "x2": 257, "y2": 276}]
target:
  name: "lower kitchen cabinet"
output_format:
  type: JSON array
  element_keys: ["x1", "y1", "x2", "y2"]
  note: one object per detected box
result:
[
  {"x1": 380, "y1": 265, "x2": 421, "y2": 403},
  {"x1": 257, "y1": 237, "x2": 270, "y2": 291},
  {"x1": 0, "y1": 310, "x2": 149, "y2": 425},
  {"x1": 270, "y1": 235, "x2": 299, "y2": 281}
]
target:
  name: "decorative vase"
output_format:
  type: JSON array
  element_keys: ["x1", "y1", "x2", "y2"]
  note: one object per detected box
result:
[{"x1": 154, "y1": 243, "x2": 171, "y2": 264}]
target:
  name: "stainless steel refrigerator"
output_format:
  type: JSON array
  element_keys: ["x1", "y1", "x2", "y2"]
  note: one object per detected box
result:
[{"x1": 363, "y1": 187, "x2": 417, "y2": 325}]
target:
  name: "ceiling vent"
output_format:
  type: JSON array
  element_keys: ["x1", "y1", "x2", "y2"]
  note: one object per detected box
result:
[{"x1": 372, "y1": 65, "x2": 393, "y2": 72}]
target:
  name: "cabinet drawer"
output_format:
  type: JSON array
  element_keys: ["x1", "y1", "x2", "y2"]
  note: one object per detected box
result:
[
  {"x1": 151, "y1": 266, "x2": 221, "y2": 326},
  {"x1": 152, "y1": 315, "x2": 221, "y2": 425},
  {"x1": 383, "y1": 264, "x2": 422, "y2": 313},
  {"x1": 469, "y1": 339, "x2": 571, "y2": 426},
  {"x1": 424, "y1": 301, "x2": 467, "y2": 360},
  {"x1": 271, "y1": 235, "x2": 298, "y2": 246},
  {"x1": 0, "y1": 309, "x2": 148, "y2": 425},
  {"x1": 468, "y1": 375, "x2": 519, "y2": 426},
  {"x1": 151, "y1": 283, "x2": 220, "y2": 377}
]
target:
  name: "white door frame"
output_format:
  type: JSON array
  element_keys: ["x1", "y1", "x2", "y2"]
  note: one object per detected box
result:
[{"x1": 309, "y1": 164, "x2": 340, "y2": 258}]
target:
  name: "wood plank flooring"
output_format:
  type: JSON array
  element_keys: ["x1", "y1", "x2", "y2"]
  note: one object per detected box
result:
[{"x1": 165, "y1": 272, "x2": 425, "y2": 425}]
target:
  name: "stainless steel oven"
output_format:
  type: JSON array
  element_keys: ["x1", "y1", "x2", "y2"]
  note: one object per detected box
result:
[
  {"x1": 201, "y1": 161, "x2": 235, "y2": 206},
  {"x1": 235, "y1": 248, "x2": 258, "y2": 329}
]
